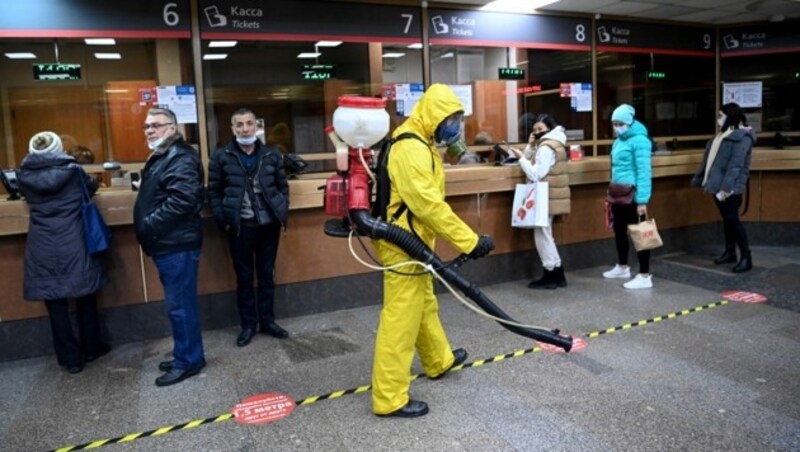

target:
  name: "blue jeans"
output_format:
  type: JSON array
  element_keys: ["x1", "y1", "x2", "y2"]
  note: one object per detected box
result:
[{"x1": 153, "y1": 249, "x2": 205, "y2": 370}]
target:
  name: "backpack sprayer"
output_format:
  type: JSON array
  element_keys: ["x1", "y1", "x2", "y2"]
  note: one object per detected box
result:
[{"x1": 321, "y1": 96, "x2": 572, "y2": 352}]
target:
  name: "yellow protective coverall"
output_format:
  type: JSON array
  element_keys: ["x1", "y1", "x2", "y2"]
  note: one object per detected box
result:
[{"x1": 372, "y1": 84, "x2": 480, "y2": 414}]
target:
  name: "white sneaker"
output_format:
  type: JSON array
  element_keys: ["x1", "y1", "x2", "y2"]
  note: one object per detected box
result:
[
  {"x1": 603, "y1": 265, "x2": 631, "y2": 279},
  {"x1": 623, "y1": 274, "x2": 653, "y2": 289}
]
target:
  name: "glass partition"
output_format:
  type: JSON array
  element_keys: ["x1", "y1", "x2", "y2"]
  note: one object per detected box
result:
[
  {"x1": 201, "y1": 39, "x2": 423, "y2": 173},
  {"x1": 0, "y1": 38, "x2": 197, "y2": 172}
]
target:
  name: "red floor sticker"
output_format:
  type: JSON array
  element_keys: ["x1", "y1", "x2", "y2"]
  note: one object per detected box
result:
[
  {"x1": 232, "y1": 393, "x2": 295, "y2": 425},
  {"x1": 721, "y1": 290, "x2": 767, "y2": 303},
  {"x1": 537, "y1": 335, "x2": 587, "y2": 353}
]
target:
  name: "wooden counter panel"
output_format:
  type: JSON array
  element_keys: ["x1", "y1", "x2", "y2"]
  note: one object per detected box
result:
[
  {"x1": 275, "y1": 209, "x2": 377, "y2": 285},
  {"x1": 197, "y1": 222, "x2": 238, "y2": 295},
  {"x1": 759, "y1": 171, "x2": 800, "y2": 221},
  {"x1": 96, "y1": 227, "x2": 146, "y2": 309},
  {"x1": 560, "y1": 185, "x2": 613, "y2": 245}
]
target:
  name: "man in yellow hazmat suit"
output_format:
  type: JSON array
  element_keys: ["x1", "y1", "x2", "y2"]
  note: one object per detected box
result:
[{"x1": 373, "y1": 84, "x2": 495, "y2": 417}]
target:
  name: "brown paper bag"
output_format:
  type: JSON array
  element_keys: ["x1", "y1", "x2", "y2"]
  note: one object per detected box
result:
[{"x1": 627, "y1": 217, "x2": 663, "y2": 251}]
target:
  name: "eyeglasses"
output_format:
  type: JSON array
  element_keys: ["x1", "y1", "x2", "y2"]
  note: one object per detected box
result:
[{"x1": 142, "y1": 122, "x2": 174, "y2": 131}]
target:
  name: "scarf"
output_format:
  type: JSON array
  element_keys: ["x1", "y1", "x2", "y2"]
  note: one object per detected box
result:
[{"x1": 702, "y1": 127, "x2": 735, "y2": 187}]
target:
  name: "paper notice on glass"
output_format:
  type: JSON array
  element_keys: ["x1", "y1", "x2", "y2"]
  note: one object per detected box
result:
[
  {"x1": 569, "y1": 83, "x2": 592, "y2": 112},
  {"x1": 395, "y1": 83, "x2": 424, "y2": 117},
  {"x1": 449, "y1": 84, "x2": 473, "y2": 116},
  {"x1": 156, "y1": 85, "x2": 198, "y2": 124},
  {"x1": 722, "y1": 82, "x2": 762, "y2": 108}
]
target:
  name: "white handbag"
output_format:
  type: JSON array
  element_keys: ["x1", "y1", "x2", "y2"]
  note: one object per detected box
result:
[{"x1": 511, "y1": 181, "x2": 549, "y2": 228}]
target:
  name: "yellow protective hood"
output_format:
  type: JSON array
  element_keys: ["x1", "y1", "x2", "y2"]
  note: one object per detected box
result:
[
  {"x1": 394, "y1": 83, "x2": 464, "y2": 141},
  {"x1": 379, "y1": 83, "x2": 478, "y2": 257}
]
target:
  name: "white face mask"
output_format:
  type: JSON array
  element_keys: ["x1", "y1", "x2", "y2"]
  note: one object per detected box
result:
[
  {"x1": 614, "y1": 125, "x2": 629, "y2": 136},
  {"x1": 717, "y1": 114, "x2": 727, "y2": 129},
  {"x1": 236, "y1": 135, "x2": 258, "y2": 146},
  {"x1": 147, "y1": 136, "x2": 166, "y2": 151}
]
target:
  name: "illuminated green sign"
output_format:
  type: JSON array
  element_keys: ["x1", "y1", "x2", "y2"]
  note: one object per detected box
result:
[
  {"x1": 498, "y1": 67, "x2": 525, "y2": 80},
  {"x1": 33, "y1": 63, "x2": 81, "y2": 81},
  {"x1": 301, "y1": 64, "x2": 336, "y2": 80},
  {"x1": 647, "y1": 71, "x2": 666, "y2": 79}
]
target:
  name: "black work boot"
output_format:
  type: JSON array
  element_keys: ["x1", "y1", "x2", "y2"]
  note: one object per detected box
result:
[
  {"x1": 714, "y1": 246, "x2": 737, "y2": 265},
  {"x1": 528, "y1": 268, "x2": 556, "y2": 290},
  {"x1": 732, "y1": 251, "x2": 752, "y2": 273},
  {"x1": 552, "y1": 266, "x2": 567, "y2": 288}
]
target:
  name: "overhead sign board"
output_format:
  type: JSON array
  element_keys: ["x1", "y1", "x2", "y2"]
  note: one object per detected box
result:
[
  {"x1": 427, "y1": 9, "x2": 590, "y2": 51},
  {"x1": 596, "y1": 20, "x2": 714, "y2": 57},
  {"x1": 33, "y1": 63, "x2": 81, "y2": 81},
  {"x1": 0, "y1": 0, "x2": 190, "y2": 38},
  {"x1": 720, "y1": 23, "x2": 800, "y2": 57},
  {"x1": 199, "y1": 0, "x2": 420, "y2": 42}
]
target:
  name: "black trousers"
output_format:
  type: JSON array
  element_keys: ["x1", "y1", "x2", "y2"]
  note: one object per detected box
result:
[
  {"x1": 713, "y1": 194, "x2": 750, "y2": 254},
  {"x1": 228, "y1": 222, "x2": 282, "y2": 330},
  {"x1": 44, "y1": 294, "x2": 103, "y2": 367},
  {"x1": 611, "y1": 202, "x2": 650, "y2": 274}
]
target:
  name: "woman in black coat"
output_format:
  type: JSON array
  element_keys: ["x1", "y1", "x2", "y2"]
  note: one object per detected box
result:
[
  {"x1": 692, "y1": 103, "x2": 756, "y2": 273},
  {"x1": 18, "y1": 131, "x2": 110, "y2": 373}
]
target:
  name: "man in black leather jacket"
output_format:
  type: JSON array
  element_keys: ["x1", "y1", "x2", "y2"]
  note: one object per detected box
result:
[
  {"x1": 134, "y1": 108, "x2": 206, "y2": 387},
  {"x1": 207, "y1": 108, "x2": 290, "y2": 347}
]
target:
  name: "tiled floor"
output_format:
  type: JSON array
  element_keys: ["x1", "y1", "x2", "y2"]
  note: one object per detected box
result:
[{"x1": 1, "y1": 247, "x2": 798, "y2": 451}]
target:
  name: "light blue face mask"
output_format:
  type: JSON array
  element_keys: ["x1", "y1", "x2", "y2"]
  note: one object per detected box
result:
[
  {"x1": 614, "y1": 125, "x2": 629, "y2": 136},
  {"x1": 236, "y1": 135, "x2": 258, "y2": 146}
]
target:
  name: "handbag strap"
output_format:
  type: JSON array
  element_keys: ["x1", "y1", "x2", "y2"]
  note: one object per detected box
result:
[{"x1": 75, "y1": 167, "x2": 91, "y2": 204}]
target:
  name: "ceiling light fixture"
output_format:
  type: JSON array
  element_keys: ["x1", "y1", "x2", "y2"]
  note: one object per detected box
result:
[
  {"x1": 94, "y1": 53, "x2": 121, "y2": 59},
  {"x1": 297, "y1": 52, "x2": 321, "y2": 58},
  {"x1": 209, "y1": 41, "x2": 238, "y2": 48},
  {"x1": 4, "y1": 52, "x2": 37, "y2": 59},
  {"x1": 203, "y1": 54, "x2": 228, "y2": 60},
  {"x1": 382, "y1": 52, "x2": 406, "y2": 58},
  {"x1": 84, "y1": 38, "x2": 116, "y2": 45},
  {"x1": 315, "y1": 41, "x2": 342, "y2": 47},
  {"x1": 407, "y1": 43, "x2": 423, "y2": 49},
  {"x1": 480, "y1": 0, "x2": 560, "y2": 13}
]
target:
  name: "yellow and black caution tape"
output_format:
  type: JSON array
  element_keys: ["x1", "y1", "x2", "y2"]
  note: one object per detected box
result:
[
  {"x1": 49, "y1": 346, "x2": 544, "y2": 451},
  {"x1": 50, "y1": 300, "x2": 729, "y2": 451},
  {"x1": 585, "y1": 300, "x2": 728, "y2": 339}
]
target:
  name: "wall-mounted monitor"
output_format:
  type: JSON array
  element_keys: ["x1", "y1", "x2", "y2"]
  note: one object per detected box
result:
[{"x1": 33, "y1": 63, "x2": 81, "y2": 81}]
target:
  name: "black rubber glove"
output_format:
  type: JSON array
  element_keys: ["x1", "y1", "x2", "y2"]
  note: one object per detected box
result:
[{"x1": 469, "y1": 235, "x2": 495, "y2": 259}]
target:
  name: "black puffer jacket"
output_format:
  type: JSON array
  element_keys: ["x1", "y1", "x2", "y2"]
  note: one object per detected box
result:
[
  {"x1": 134, "y1": 137, "x2": 204, "y2": 256},
  {"x1": 18, "y1": 152, "x2": 107, "y2": 301},
  {"x1": 207, "y1": 141, "x2": 289, "y2": 233}
]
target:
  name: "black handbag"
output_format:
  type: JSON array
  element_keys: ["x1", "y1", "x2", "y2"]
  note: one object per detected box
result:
[
  {"x1": 606, "y1": 183, "x2": 635, "y2": 205},
  {"x1": 77, "y1": 170, "x2": 111, "y2": 254}
]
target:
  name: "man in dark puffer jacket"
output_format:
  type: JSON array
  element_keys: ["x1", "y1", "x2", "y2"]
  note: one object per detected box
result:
[
  {"x1": 134, "y1": 108, "x2": 206, "y2": 387},
  {"x1": 208, "y1": 108, "x2": 290, "y2": 347}
]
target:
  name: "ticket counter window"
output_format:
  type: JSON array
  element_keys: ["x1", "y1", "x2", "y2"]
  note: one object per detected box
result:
[
  {"x1": 201, "y1": 39, "x2": 423, "y2": 173},
  {"x1": 596, "y1": 51, "x2": 715, "y2": 155},
  {"x1": 0, "y1": 38, "x2": 198, "y2": 172},
  {"x1": 521, "y1": 49, "x2": 593, "y2": 154},
  {"x1": 721, "y1": 52, "x2": 800, "y2": 135}
]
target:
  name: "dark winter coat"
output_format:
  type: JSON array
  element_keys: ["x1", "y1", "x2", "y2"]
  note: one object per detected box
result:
[
  {"x1": 692, "y1": 128, "x2": 756, "y2": 195},
  {"x1": 134, "y1": 137, "x2": 204, "y2": 256},
  {"x1": 18, "y1": 152, "x2": 107, "y2": 301},
  {"x1": 207, "y1": 141, "x2": 289, "y2": 233}
]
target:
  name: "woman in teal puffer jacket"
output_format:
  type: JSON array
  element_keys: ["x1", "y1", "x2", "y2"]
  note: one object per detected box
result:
[{"x1": 602, "y1": 104, "x2": 654, "y2": 289}]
